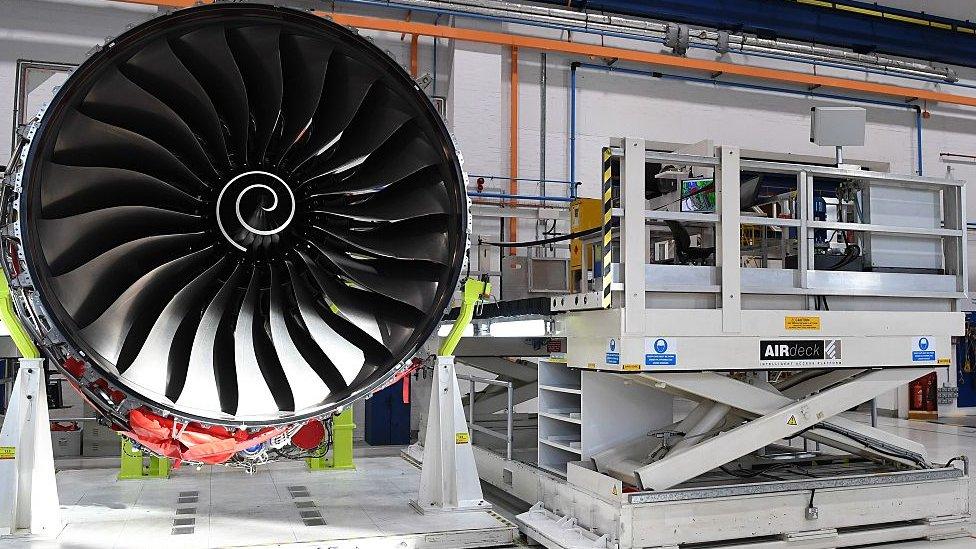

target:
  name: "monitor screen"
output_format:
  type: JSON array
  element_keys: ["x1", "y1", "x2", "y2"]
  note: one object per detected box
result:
[{"x1": 680, "y1": 178, "x2": 716, "y2": 212}]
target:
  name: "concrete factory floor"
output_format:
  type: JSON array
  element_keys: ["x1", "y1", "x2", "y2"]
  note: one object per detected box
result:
[
  {"x1": 3, "y1": 412, "x2": 976, "y2": 548},
  {"x1": 0, "y1": 455, "x2": 517, "y2": 549}
]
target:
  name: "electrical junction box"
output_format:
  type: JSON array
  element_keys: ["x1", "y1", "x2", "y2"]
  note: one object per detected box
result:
[
  {"x1": 570, "y1": 198, "x2": 602, "y2": 270},
  {"x1": 810, "y1": 106, "x2": 866, "y2": 147}
]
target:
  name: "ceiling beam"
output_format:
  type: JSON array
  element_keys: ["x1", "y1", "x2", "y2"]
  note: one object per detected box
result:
[{"x1": 102, "y1": 1, "x2": 976, "y2": 108}]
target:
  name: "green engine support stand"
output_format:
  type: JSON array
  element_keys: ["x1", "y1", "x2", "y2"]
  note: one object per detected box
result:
[
  {"x1": 307, "y1": 409, "x2": 356, "y2": 471},
  {"x1": 118, "y1": 438, "x2": 170, "y2": 480}
]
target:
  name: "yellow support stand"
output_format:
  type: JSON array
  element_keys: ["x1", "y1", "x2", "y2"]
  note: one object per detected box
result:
[
  {"x1": 118, "y1": 438, "x2": 170, "y2": 480},
  {"x1": 307, "y1": 409, "x2": 356, "y2": 471},
  {"x1": 0, "y1": 275, "x2": 39, "y2": 359},
  {"x1": 439, "y1": 278, "x2": 491, "y2": 357}
]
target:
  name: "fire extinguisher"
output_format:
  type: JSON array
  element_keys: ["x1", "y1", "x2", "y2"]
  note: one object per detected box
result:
[{"x1": 911, "y1": 380, "x2": 924, "y2": 410}]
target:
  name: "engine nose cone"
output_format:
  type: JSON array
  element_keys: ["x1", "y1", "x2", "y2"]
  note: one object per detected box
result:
[{"x1": 217, "y1": 171, "x2": 296, "y2": 252}]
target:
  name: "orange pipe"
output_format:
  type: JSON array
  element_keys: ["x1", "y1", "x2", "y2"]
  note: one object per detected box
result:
[
  {"x1": 509, "y1": 46, "x2": 519, "y2": 256},
  {"x1": 105, "y1": 1, "x2": 976, "y2": 109},
  {"x1": 409, "y1": 34, "x2": 419, "y2": 78},
  {"x1": 324, "y1": 13, "x2": 976, "y2": 109}
]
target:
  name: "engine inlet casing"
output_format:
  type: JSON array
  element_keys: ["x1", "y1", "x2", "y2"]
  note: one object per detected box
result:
[{"x1": 3, "y1": 3, "x2": 468, "y2": 430}]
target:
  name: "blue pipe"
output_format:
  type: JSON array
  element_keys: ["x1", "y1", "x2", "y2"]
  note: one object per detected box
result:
[
  {"x1": 915, "y1": 106, "x2": 923, "y2": 176},
  {"x1": 432, "y1": 14, "x2": 441, "y2": 97},
  {"x1": 331, "y1": 0, "x2": 975, "y2": 91},
  {"x1": 570, "y1": 63, "x2": 578, "y2": 198},
  {"x1": 468, "y1": 191, "x2": 575, "y2": 203},
  {"x1": 468, "y1": 174, "x2": 576, "y2": 185},
  {"x1": 572, "y1": 63, "x2": 925, "y2": 179}
]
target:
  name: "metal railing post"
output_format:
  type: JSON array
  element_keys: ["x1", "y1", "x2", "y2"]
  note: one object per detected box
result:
[
  {"x1": 456, "y1": 373, "x2": 518, "y2": 458},
  {"x1": 468, "y1": 378, "x2": 475, "y2": 445},
  {"x1": 506, "y1": 381, "x2": 514, "y2": 461}
]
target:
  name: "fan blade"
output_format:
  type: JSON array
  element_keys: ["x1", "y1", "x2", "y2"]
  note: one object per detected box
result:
[
  {"x1": 80, "y1": 246, "x2": 219, "y2": 371},
  {"x1": 51, "y1": 232, "x2": 209, "y2": 327},
  {"x1": 274, "y1": 33, "x2": 334, "y2": 166},
  {"x1": 310, "y1": 86, "x2": 414, "y2": 177},
  {"x1": 120, "y1": 37, "x2": 229, "y2": 168},
  {"x1": 319, "y1": 216, "x2": 451, "y2": 266},
  {"x1": 227, "y1": 25, "x2": 283, "y2": 165},
  {"x1": 40, "y1": 163, "x2": 201, "y2": 219},
  {"x1": 287, "y1": 54, "x2": 378, "y2": 173},
  {"x1": 297, "y1": 250, "x2": 383, "y2": 344},
  {"x1": 39, "y1": 205, "x2": 204, "y2": 276},
  {"x1": 178, "y1": 264, "x2": 245, "y2": 416},
  {"x1": 53, "y1": 110, "x2": 207, "y2": 194},
  {"x1": 171, "y1": 25, "x2": 250, "y2": 166},
  {"x1": 234, "y1": 268, "x2": 288, "y2": 415},
  {"x1": 212, "y1": 264, "x2": 249, "y2": 416},
  {"x1": 119, "y1": 258, "x2": 226, "y2": 401},
  {"x1": 308, "y1": 244, "x2": 438, "y2": 311},
  {"x1": 80, "y1": 66, "x2": 219, "y2": 180},
  {"x1": 302, "y1": 134, "x2": 440, "y2": 196},
  {"x1": 308, "y1": 181, "x2": 449, "y2": 223},
  {"x1": 284, "y1": 260, "x2": 366, "y2": 386},
  {"x1": 267, "y1": 264, "x2": 331, "y2": 409}
]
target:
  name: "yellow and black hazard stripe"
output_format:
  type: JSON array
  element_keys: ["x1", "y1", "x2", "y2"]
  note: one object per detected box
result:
[
  {"x1": 601, "y1": 147, "x2": 613, "y2": 309},
  {"x1": 791, "y1": 0, "x2": 975, "y2": 34}
]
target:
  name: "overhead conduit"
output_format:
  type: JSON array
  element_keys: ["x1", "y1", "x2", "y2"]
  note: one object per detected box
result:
[
  {"x1": 106, "y1": 0, "x2": 976, "y2": 110},
  {"x1": 72, "y1": 0, "x2": 971, "y2": 207},
  {"x1": 571, "y1": 63, "x2": 926, "y2": 180}
]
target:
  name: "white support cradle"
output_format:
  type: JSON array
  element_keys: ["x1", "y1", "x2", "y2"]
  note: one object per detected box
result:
[
  {"x1": 0, "y1": 358, "x2": 61, "y2": 538},
  {"x1": 411, "y1": 355, "x2": 490, "y2": 514}
]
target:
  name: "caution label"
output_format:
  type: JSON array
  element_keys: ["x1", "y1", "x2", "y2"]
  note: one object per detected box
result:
[
  {"x1": 785, "y1": 316, "x2": 821, "y2": 330},
  {"x1": 0, "y1": 446, "x2": 14, "y2": 460},
  {"x1": 786, "y1": 415, "x2": 798, "y2": 426},
  {"x1": 455, "y1": 432, "x2": 470, "y2": 444}
]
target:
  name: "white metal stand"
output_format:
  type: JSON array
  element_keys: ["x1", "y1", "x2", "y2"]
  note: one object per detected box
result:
[
  {"x1": 0, "y1": 358, "x2": 61, "y2": 538},
  {"x1": 411, "y1": 356, "x2": 489, "y2": 514}
]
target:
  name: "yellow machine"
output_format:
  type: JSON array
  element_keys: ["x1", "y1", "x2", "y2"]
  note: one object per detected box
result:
[{"x1": 569, "y1": 198, "x2": 602, "y2": 292}]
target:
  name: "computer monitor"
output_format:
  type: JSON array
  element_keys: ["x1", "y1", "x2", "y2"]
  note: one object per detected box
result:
[{"x1": 680, "y1": 178, "x2": 716, "y2": 212}]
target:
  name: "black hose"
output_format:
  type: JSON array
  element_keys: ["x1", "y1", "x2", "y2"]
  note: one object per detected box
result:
[{"x1": 480, "y1": 226, "x2": 602, "y2": 247}]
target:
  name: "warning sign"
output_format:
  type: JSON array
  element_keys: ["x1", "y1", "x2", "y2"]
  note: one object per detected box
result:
[
  {"x1": 912, "y1": 337, "x2": 936, "y2": 363},
  {"x1": 0, "y1": 446, "x2": 14, "y2": 460},
  {"x1": 644, "y1": 337, "x2": 677, "y2": 366},
  {"x1": 785, "y1": 316, "x2": 821, "y2": 330},
  {"x1": 455, "y1": 432, "x2": 470, "y2": 444},
  {"x1": 786, "y1": 415, "x2": 798, "y2": 426},
  {"x1": 605, "y1": 338, "x2": 620, "y2": 365}
]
